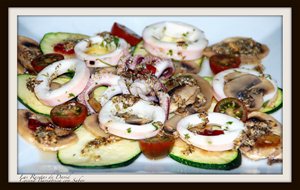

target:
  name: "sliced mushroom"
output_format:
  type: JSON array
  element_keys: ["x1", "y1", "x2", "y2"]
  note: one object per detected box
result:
[
  {"x1": 169, "y1": 85, "x2": 200, "y2": 113},
  {"x1": 224, "y1": 71, "x2": 249, "y2": 82},
  {"x1": 224, "y1": 74, "x2": 274, "y2": 111},
  {"x1": 239, "y1": 111, "x2": 282, "y2": 162},
  {"x1": 202, "y1": 37, "x2": 269, "y2": 65},
  {"x1": 247, "y1": 111, "x2": 281, "y2": 135},
  {"x1": 167, "y1": 74, "x2": 213, "y2": 113},
  {"x1": 117, "y1": 112, "x2": 152, "y2": 125},
  {"x1": 17, "y1": 61, "x2": 26, "y2": 74},
  {"x1": 18, "y1": 36, "x2": 42, "y2": 73},
  {"x1": 173, "y1": 60, "x2": 201, "y2": 74},
  {"x1": 250, "y1": 78, "x2": 275, "y2": 95},
  {"x1": 164, "y1": 112, "x2": 189, "y2": 134},
  {"x1": 87, "y1": 97, "x2": 102, "y2": 113},
  {"x1": 83, "y1": 114, "x2": 109, "y2": 137},
  {"x1": 224, "y1": 74, "x2": 261, "y2": 97},
  {"x1": 18, "y1": 109, "x2": 78, "y2": 152},
  {"x1": 50, "y1": 82, "x2": 62, "y2": 90}
]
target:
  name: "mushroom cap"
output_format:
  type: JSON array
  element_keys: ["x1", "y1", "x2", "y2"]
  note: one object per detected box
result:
[
  {"x1": 83, "y1": 114, "x2": 110, "y2": 137},
  {"x1": 223, "y1": 73, "x2": 276, "y2": 111},
  {"x1": 18, "y1": 36, "x2": 42, "y2": 73},
  {"x1": 18, "y1": 109, "x2": 78, "y2": 152},
  {"x1": 167, "y1": 74, "x2": 213, "y2": 113},
  {"x1": 202, "y1": 37, "x2": 269, "y2": 64},
  {"x1": 239, "y1": 111, "x2": 282, "y2": 161}
]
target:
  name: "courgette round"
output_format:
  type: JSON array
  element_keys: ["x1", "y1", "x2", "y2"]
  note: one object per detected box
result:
[
  {"x1": 18, "y1": 74, "x2": 71, "y2": 116},
  {"x1": 57, "y1": 127, "x2": 141, "y2": 168},
  {"x1": 169, "y1": 138, "x2": 241, "y2": 170}
]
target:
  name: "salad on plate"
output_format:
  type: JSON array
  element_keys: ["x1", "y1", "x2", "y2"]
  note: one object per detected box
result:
[{"x1": 17, "y1": 21, "x2": 283, "y2": 171}]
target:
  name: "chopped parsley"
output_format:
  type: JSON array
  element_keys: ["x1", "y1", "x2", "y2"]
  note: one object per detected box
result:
[
  {"x1": 226, "y1": 121, "x2": 233, "y2": 125},
  {"x1": 167, "y1": 49, "x2": 173, "y2": 56},
  {"x1": 182, "y1": 32, "x2": 189, "y2": 37},
  {"x1": 68, "y1": 93, "x2": 75, "y2": 98},
  {"x1": 152, "y1": 123, "x2": 158, "y2": 130},
  {"x1": 184, "y1": 134, "x2": 190, "y2": 139},
  {"x1": 113, "y1": 37, "x2": 120, "y2": 47},
  {"x1": 127, "y1": 128, "x2": 132, "y2": 133}
]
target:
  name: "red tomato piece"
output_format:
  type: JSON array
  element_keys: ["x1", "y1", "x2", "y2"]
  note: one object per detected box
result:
[
  {"x1": 139, "y1": 134, "x2": 175, "y2": 160},
  {"x1": 111, "y1": 22, "x2": 142, "y2": 46},
  {"x1": 214, "y1": 97, "x2": 248, "y2": 122},
  {"x1": 209, "y1": 54, "x2": 241, "y2": 74},
  {"x1": 53, "y1": 41, "x2": 76, "y2": 55},
  {"x1": 50, "y1": 102, "x2": 88, "y2": 128},
  {"x1": 145, "y1": 64, "x2": 157, "y2": 74},
  {"x1": 199, "y1": 129, "x2": 224, "y2": 136}
]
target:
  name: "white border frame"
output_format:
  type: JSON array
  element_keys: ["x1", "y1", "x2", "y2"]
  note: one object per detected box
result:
[{"x1": 9, "y1": 8, "x2": 292, "y2": 183}]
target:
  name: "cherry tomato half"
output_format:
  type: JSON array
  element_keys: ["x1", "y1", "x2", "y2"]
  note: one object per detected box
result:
[
  {"x1": 139, "y1": 134, "x2": 175, "y2": 160},
  {"x1": 111, "y1": 22, "x2": 142, "y2": 46},
  {"x1": 50, "y1": 102, "x2": 88, "y2": 128},
  {"x1": 199, "y1": 129, "x2": 224, "y2": 136},
  {"x1": 31, "y1": 53, "x2": 64, "y2": 72},
  {"x1": 214, "y1": 98, "x2": 248, "y2": 122},
  {"x1": 53, "y1": 40, "x2": 77, "y2": 55},
  {"x1": 209, "y1": 54, "x2": 241, "y2": 74},
  {"x1": 28, "y1": 118, "x2": 53, "y2": 132}
]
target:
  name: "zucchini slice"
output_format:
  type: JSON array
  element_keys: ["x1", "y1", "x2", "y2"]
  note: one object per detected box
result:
[
  {"x1": 17, "y1": 74, "x2": 71, "y2": 116},
  {"x1": 40, "y1": 32, "x2": 89, "y2": 58},
  {"x1": 259, "y1": 88, "x2": 283, "y2": 114},
  {"x1": 57, "y1": 127, "x2": 141, "y2": 168},
  {"x1": 132, "y1": 41, "x2": 149, "y2": 56},
  {"x1": 169, "y1": 139, "x2": 241, "y2": 170}
]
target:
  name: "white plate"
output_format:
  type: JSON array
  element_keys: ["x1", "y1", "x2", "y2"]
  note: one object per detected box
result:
[{"x1": 17, "y1": 16, "x2": 283, "y2": 174}]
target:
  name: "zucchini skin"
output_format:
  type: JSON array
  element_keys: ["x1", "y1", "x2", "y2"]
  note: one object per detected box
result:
[
  {"x1": 169, "y1": 150, "x2": 241, "y2": 170},
  {"x1": 17, "y1": 96, "x2": 50, "y2": 117},
  {"x1": 261, "y1": 88, "x2": 283, "y2": 114},
  {"x1": 57, "y1": 152, "x2": 141, "y2": 169}
]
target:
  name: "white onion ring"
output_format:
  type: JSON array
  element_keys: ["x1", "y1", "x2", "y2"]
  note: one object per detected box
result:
[
  {"x1": 177, "y1": 113, "x2": 244, "y2": 151},
  {"x1": 34, "y1": 59, "x2": 90, "y2": 106},
  {"x1": 99, "y1": 99, "x2": 166, "y2": 140},
  {"x1": 143, "y1": 21, "x2": 208, "y2": 61},
  {"x1": 74, "y1": 35, "x2": 129, "y2": 67},
  {"x1": 77, "y1": 73, "x2": 126, "y2": 113},
  {"x1": 212, "y1": 68, "x2": 278, "y2": 102}
]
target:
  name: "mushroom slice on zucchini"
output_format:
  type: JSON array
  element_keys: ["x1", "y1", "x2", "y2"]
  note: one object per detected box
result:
[
  {"x1": 166, "y1": 74, "x2": 213, "y2": 114},
  {"x1": 18, "y1": 36, "x2": 42, "y2": 73},
  {"x1": 238, "y1": 111, "x2": 282, "y2": 163},
  {"x1": 213, "y1": 69, "x2": 278, "y2": 111},
  {"x1": 18, "y1": 109, "x2": 78, "y2": 151},
  {"x1": 202, "y1": 37, "x2": 269, "y2": 65}
]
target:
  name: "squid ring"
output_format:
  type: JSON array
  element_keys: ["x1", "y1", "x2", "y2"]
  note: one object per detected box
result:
[
  {"x1": 34, "y1": 59, "x2": 90, "y2": 106},
  {"x1": 143, "y1": 21, "x2": 208, "y2": 61},
  {"x1": 74, "y1": 35, "x2": 129, "y2": 67},
  {"x1": 99, "y1": 99, "x2": 166, "y2": 140},
  {"x1": 177, "y1": 112, "x2": 244, "y2": 151}
]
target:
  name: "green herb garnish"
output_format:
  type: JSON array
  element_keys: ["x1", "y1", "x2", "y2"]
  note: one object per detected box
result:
[
  {"x1": 184, "y1": 134, "x2": 190, "y2": 139},
  {"x1": 127, "y1": 128, "x2": 132, "y2": 133}
]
